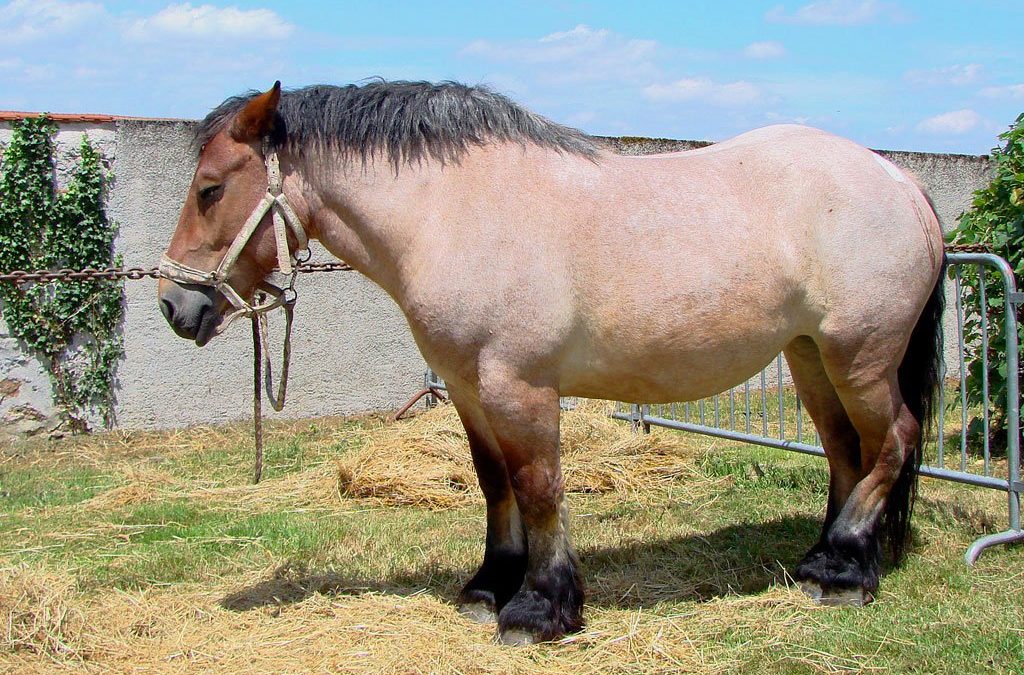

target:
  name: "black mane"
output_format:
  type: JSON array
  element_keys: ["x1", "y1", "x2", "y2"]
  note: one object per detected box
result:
[{"x1": 195, "y1": 80, "x2": 597, "y2": 166}]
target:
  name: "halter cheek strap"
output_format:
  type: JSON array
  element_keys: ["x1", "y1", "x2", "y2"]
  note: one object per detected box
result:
[{"x1": 159, "y1": 147, "x2": 309, "y2": 334}]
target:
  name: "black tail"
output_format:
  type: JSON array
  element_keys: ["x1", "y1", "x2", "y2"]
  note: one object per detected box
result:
[{"x1": 886, "y1": 255, "x2": 947, "y2": 562}]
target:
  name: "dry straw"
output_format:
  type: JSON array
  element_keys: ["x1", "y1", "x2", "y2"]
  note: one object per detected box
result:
[
  {"x1": 336, "y1": 401, "x2": 703, "y2": 508},
  {"x1": 0, "y1": 565, "x2": 83, "y2": 661},
  {"x1": 0, "y1": 560, "x2": 826, "y2": 674}
]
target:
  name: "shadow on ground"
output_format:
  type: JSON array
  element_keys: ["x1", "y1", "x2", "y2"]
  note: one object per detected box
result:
[{"x1": 220, "y1": 515, "x2": 822, "y2": 612}]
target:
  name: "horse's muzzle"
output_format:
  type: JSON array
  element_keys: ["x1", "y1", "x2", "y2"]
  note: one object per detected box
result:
[{"x1": 158, "y1": 282, "x2": 222, "y2": 346}]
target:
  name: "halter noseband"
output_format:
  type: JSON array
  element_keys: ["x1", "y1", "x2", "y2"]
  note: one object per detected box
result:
[{"x1": 159, "y1": 143, "x2": 309, "y2": 334}]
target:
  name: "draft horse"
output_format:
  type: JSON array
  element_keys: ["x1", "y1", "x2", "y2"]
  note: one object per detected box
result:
[{"x1": 159, "y1": 81, "x2": 945, "y2": 645}]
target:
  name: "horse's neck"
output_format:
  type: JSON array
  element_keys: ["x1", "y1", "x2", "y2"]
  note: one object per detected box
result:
[
  {"x1": 297, "y1": 152, "x2": 446, "y2": 300},
  {"x1": 298, "y1": 144, "x2": 559, "y2": 301}
]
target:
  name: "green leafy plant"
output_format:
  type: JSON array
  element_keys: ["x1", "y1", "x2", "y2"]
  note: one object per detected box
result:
[
  {"x1": 947, "y1": 112, "x2": 1024, "y2": 443},
  {"x1": 0, "y1": 116, "x2": 124, "y2": 430}
]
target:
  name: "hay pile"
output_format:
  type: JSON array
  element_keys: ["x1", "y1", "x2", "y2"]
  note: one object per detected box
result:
[
  {"x1": 337, "y1": 402, "x2": 702, "y2": 508},
  {"x1": 0, "y1": 561, "x2": 821, "y2": 674},
  {"x1": 79, "y1": 467, "x2": 177, "y2": 510},
  {"x1": 0, "y1": 565, "x2": 83, "y2": 660}
]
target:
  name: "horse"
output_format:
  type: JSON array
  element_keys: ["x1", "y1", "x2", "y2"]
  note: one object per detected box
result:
[{"x1": 158, "y1": 81, "x2": 945, "y2": 645}]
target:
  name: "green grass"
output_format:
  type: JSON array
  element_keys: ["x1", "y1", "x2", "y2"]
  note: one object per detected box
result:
[
  {"x1": 0, "y1": 463, "x2": 121, "y2": 511},
  {"x1": 0, "y1": 412, "x2": 1021, "y2": 673}
]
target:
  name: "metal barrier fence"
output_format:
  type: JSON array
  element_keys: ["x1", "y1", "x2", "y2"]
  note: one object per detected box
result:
[{"x1": 427, "y1": 252, "x2": 1022, "y2": 564}]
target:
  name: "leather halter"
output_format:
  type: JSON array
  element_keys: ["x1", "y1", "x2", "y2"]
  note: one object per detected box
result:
[{"x1": 159, "y1": 144, "x2": 309, "y2": 334}]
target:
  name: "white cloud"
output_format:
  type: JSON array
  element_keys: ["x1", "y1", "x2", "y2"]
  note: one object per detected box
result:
[
  {"x1": 464, "y1": 24, "x2": 655, "y2": 63},
  {"x1": 743, "y1": 41, "x2": 786, "y2": 59},
  {"x1": 125, "y1": 3, "x2": 294, "y2": 42},
  {"x1": 643, "y1": 78, "x2": 762, "y2": 106},
  {"x1": 0, "y1": 0, "x2": 102, "y2": 43},
  {"x1": 765, "y1": 111, "x2": 815, "y2": 125},
  {"x1": 766, "y1": 1, "x2": 902, "y2": 25},
  {"x1": 905, "y1": 63, "x2": 982, "y2": 87},
  {"x1": 461, "y1": 25, "x2": 658, "y2": 83},
  {"x1": 979, "y1": 84, "x2": 1024, "y2": 99},
  {"x1": 915, "y1": 109, "x2": 981, "y2": 135}
]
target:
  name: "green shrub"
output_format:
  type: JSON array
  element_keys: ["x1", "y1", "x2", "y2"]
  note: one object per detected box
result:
[{"x1": 948, "y1": 113, "x2": 1024, "y2": 439}]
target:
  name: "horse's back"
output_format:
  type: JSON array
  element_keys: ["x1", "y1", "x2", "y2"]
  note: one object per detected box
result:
[
  {"x1": 554, "y1": 125, "x2": 943, "y2": 401},
  {"x1": 591, "y1": 124, "x2": 942, "y2": 320}
]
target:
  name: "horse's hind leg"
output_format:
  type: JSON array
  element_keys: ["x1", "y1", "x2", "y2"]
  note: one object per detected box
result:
[
  {"x1": 784, "y1": 337, "x2": 861, "y2": 543},
  {"x1": 477, "y1": 367, "x2": 583, "y2": 645},
  {"x1": 447, "y1": 383, "x2": 528, "y2": 623},
  {"x1": 794, "y1": 344, "x2": 921, "y2": 605}
]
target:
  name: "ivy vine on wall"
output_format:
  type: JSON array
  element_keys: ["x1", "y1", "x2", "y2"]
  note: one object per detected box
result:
[{"x1": 0, "y1": 116, "x2": 124, "y2": 430}]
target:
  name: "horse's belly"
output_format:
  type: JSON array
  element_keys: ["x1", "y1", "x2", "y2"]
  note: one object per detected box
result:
[{"x1": 559, "y1": 321, "x2": 796, "y2": 404}]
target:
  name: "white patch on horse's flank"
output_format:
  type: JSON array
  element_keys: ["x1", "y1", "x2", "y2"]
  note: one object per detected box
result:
[{"x1": 873, "y1": 152, "x2": 907, "y2": 183}]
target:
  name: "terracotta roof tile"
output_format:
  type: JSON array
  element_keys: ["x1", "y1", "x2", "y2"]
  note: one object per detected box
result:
[{"x1": 0, "y1": 111, "x2": 185, "y2": 123}]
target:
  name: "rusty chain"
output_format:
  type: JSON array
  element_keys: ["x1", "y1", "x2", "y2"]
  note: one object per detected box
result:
[
  {"x1": 0, "y1": 260, "x2": 353, "y2": 284},
  {"x1": 944, "y1": 243, "x2": 993, "y2": 253},
  {"x1": 0, "y1": 245, "x2": 996, "y2": 284}
]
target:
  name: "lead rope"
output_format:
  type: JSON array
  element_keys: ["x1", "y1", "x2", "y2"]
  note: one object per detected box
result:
[
  {"x1": 249, "y1": 267, "x2": 300, "y2": 483},
  {"x1": 250, "y1": 298, "x2": 295, "y2": 484},
  {"x1": 252, "y1": 314, "x2": 264, "y2": 484}
]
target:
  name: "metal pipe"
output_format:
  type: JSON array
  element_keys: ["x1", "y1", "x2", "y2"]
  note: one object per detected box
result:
[
  {"x1": 761, "y1": 369, "x2": 768, "y2": 436},
  {"x1": 980, "y1": 265, "x2": 991, "y2": 475},
  {"x1": 777, "y1": 354, "x2": 785, "y2": 440},
  {"x1": 744, "y1": 379, "x2": 751, "y2": 435},
  {"x1": 954, "y1": 265, "x2": 968, "y2": 472},
  {"x1": 611, "y1": 412, "x2": 1015, "y2": 491}
]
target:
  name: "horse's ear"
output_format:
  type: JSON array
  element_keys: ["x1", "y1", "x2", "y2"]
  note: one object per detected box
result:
[{"x1": 230, "y1": 81, "x2": 281, "y2": 142}]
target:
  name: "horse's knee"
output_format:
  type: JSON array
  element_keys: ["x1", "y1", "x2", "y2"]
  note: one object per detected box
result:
[{"x1": 498, "y1": 463, "x2": 584, "y2": 642}]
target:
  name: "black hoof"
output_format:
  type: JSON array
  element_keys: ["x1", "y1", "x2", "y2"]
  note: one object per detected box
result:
[
  {"x1": 794, "y1": 534, "x2": 879, "y2": 605},
  {"x1": 496, "y1": 562, "x2": 584, "y2": 645},
  {"x1": 457, "y1": 546, "x2": 527, "y2": 622}
]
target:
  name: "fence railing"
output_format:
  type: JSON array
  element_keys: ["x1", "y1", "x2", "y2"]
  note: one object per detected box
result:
[{"x1": 426, "y1": 252, "x2": 1023, "y2": 564}]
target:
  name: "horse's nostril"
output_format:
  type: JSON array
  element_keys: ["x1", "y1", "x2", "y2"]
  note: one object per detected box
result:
[{"x1": 160, "y1": 297, "x2": 176, "y2": 324}]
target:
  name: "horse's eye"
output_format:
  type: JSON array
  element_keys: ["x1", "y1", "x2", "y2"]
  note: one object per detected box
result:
[{"x1": 198, "y1": 184, "x2": 223, "y2": 203}]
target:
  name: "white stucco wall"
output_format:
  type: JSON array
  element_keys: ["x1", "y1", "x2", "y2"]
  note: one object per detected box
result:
[{"x1": 0, "y1": 120, "x2": 997, "y2": 434}]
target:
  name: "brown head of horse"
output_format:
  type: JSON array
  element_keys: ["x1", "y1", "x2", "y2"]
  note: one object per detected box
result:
[
  {"x1": 159, "y1": 81, "x2": 307, "y2": 345},
  {"x1": 161, "y1": 81, "x2": 945, "y2": 644}
]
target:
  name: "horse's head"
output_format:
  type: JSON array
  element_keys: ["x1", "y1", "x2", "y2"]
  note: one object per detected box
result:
[{"x1": 158, "y1": 82, "x2": 298, "y2": 346}]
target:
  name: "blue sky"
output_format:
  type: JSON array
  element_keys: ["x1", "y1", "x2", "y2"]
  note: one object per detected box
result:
[{"x1": 2, "y1": 0, "x2": 1022, "y2": 154}]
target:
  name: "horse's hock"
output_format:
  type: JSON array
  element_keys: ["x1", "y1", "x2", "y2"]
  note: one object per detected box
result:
[{"x1": 0, "y1": 115, "x2": 996, "y2": 435}]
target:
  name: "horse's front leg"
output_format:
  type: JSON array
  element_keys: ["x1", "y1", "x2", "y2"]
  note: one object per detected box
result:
[
  {"x1": 478, "y1": 368, "x2": 584, "y2": 645},
  {"x1": 446, "y1": 383, "x2": 528, "y2": 623}
]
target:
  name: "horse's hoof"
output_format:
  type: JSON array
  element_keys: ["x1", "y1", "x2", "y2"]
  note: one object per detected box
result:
[
  {"x1": 497, "y1": 628, "x2": 538, "y2": 646},
  {"x1": 799, "y1": 580, "x2": 823, "y2": 601},
  {"x1": 459, "y1": 601, "x2": 497, "y2": 624},
  {"x1": 799, "y1": 581, "x2": 871, "y2": 607}
]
